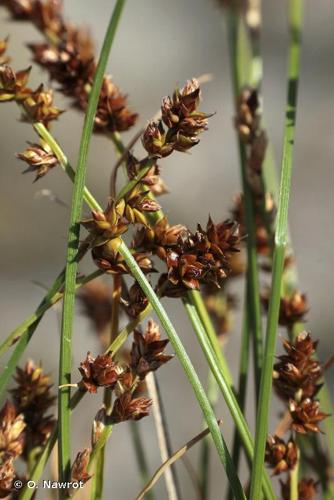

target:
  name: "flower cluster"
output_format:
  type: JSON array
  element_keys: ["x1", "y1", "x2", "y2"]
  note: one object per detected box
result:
[
  {"x1": 0, "y1": 55, "x2": 62, "y2": 126},
  {"x1": 16, "y1": 139, "x2": 59, "y2": 181},
  {"x1": 143, "y1": 217, "x2": 241, "y2": 297},
  {"x1": 81, "y1": 197, "x2": 154, "y2": 275},
  {"x1": 142, "y1": 79, "x2": 211, "y2": 157},
  {"x1": 273, "y1": 332, "x2": 327, "y2": 434},
  {"x1": 0, "y1": 361, "x2": 55, "y2": 497},
  {"x1": 262, "y1": 290, "x2": 308, "y2": 328},
  {"x1": 3, "y1": 0, "x2": 137, "y2": 133},
  {"x1": 77, "y1": 320, "x2": 172, "y2": 424},
  {"x1": 11, "y1": 361, "x2": 56, "y2": 452},
  {"x1": 0, "y1": 401, "x2": 25, "y2": 498},
  {"x1": 126, "y1": 155, "x2": 168, "y2": 198},
  {"x1": 265, "y1": 435, "x2": 298, "y2": 476}
]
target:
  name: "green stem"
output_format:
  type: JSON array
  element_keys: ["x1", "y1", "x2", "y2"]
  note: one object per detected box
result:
[
  {"x1": 227, "y1": 288, "x2": 250, "y2": 500},
  {"x1": 199, "y1": 369, "x2": 218, "y2": 499},
  {"x1": 118, "y1": 243, "x2": 245, "y2": 500},
  {"x1": 58, "y1": 0, "x2": 127, "y2": 488},
  {"x1": 249, "y1": 1, "x2": 303, "y2": 498},
  {"x1": 182, "y1": 297, "x2": 275, "y2": 500},
  {"x1": 89, "y1": 451, "x2": 105, "y2": 500},
  {"x1": 290, "y1": 449, "x2": 299, "y2": 500},
  {"x1": 188, "y1": 290, "x2": 234, "y2": 389}
]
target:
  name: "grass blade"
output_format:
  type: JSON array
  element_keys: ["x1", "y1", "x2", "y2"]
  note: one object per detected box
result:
[
  {"x1": 249, "y1": 1, "x2": 304, "y2": 497},
  {"x1": 118, "y1": 242, "x2": 245, "y2": 499},
  {"x1": 183, "y1": 296, "x2": 275, "y2": 499},
  {"x1": 58, "y1": 0, "x2": 127, "y2": 487}
]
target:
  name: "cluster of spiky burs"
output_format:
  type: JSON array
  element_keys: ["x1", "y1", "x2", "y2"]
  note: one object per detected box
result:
[
  {"x1": 1, "y1": 3, "x2": 244, "y2": 495},
  {"x1": 0, "y1": 0, "x2": 136, "y2": 181},
  {"x1": 232, "y1": 84, "x2": 329, "y2": 498},
  {"x1": 0, "y1": 362, "x2": 55, "y2": 497}
]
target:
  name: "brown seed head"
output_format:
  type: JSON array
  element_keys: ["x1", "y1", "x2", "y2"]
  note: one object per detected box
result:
[
  {"x1": 121, "y1": 281, "x2": 149, "y2": 319},
  {"x1": 16, "y1": 140, "x2": 59, "y2": 181},
  {"x1": 0, "y1": 401, "x2": 25, "y2": 460},
  {"x1": 69, "y1": 448, "x2": 91, "y2": 495},
  {"x1": 23, "y1": 85, "x2": 63, "y2": 126},
  {"x1": 265, "y1": 435, "x2": 298, "y2": 475},
  {"x1": 289, "y1": 398, "x2": 329, "y2": 434},
  {"x1": 110, "y1": 392, "x2": 152, "y2": 423},
  {"x1": 0, "y1": 65, "x2": 31, "y2": 101},
  {"x1": 78, "y1": 352, "x2": 121, "y2": 393},
  {"x1": 130, "y1": 320, "x2": 173, "y2": 378},
  {"x1": 11, "y1": 361, "x2": 55, "y2": 449},
  {"x1": 273, "y1": 332, "x2": 322, "y2": 401}
]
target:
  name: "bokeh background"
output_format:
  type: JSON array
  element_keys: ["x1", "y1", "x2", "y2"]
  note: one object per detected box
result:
[{"x1": 1, "y1": 0, "x2": 334, "y2": 498}]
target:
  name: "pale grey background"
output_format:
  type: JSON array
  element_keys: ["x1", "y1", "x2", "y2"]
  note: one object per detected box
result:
[{"x1": 1, "y1": 0, "x2": 334, "y2": 498}]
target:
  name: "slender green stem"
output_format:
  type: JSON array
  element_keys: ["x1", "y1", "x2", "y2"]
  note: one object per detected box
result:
[
  {"x1": 250, "y1": 1, "x2": 303, "y2": 498},
  {"x1": 226, "y1": 8, "x2": 263, "y2": 399},
  {"x1": 182, "y1": 297, "x2": 275, "y2": 499},
  {"x1": 189, "y1": 290, "x2": 234, "y2": 389},
  {"x1": 290, "y1": 449, "x2": 299, "y2": 500},
  {"x1": 227, "y1": 289, "x2": 250, "y2": 500},
  {"x1": 118, "y1": 243, "x2": 245, "y2": 499},
  {"x1": 199, "y1": 369, "x2": 218, "y2": 499},
  {"x1": 89, "y1": 451, "x2": 105, "y2": 500},
  {"x1": 58, "y1": 0, "x2": 127, "y2": 488},
  {"x1": 88, "y1": 425, "x2": 114, "y2": 471}
]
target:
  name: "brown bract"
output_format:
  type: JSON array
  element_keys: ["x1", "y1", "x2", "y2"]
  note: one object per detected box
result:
[
  {"x1": 11, "y1": 361, "x2": 55, "y2": 450},
  {"x1": 23, "y1": 85, "x2": 63, "y2": 126},
  {"x1": 273, "y1": 332, "x2": 322, "y2": 401},
  {"x1": 110, "y1": 392, "x2": 152, "y2": 423},
  {"x1": 0, "y1": 65, "x2": 31, "y2": 101},
  {"x1": 126, "y1": 155, "x2": 168, "y2": 197},
  {"x1": 289, "y1": 398, "x2": 329, "y2": 434},
  {"x1": 78, "y1": 352, "x2": 121, "y2": 393},
  {"x1": 265, "y1": 435, "x2": 298, "y2": 475},
  {"x1": 4, "y1": 0, "x2": 137, "y2": 133},
  {"x1": 0, "y1": 401, "x2": 25, "y2": 460},
  {"x1": 69, "y1": 448, "x2": 91, "y2": 495},
  {"x1": 130, "y1": 320, "x2": 173, "y2": 378},
  {"x1": 121, "y1": 281, "x2": 149, "y2": 319},
  {"x1": 133, "y1": 217, "x2": 188, "y2": 261},
  {"x1": 16, "y1": 140, "x2": 59, "y2": 180},
  {"x1": 143, "y1": 79, "x2": 211, "y2": 158}
]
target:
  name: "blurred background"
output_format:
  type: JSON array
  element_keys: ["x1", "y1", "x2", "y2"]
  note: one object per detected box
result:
[{"x1": 1, "y1": 0, "x2": 334, "y2": 498}]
